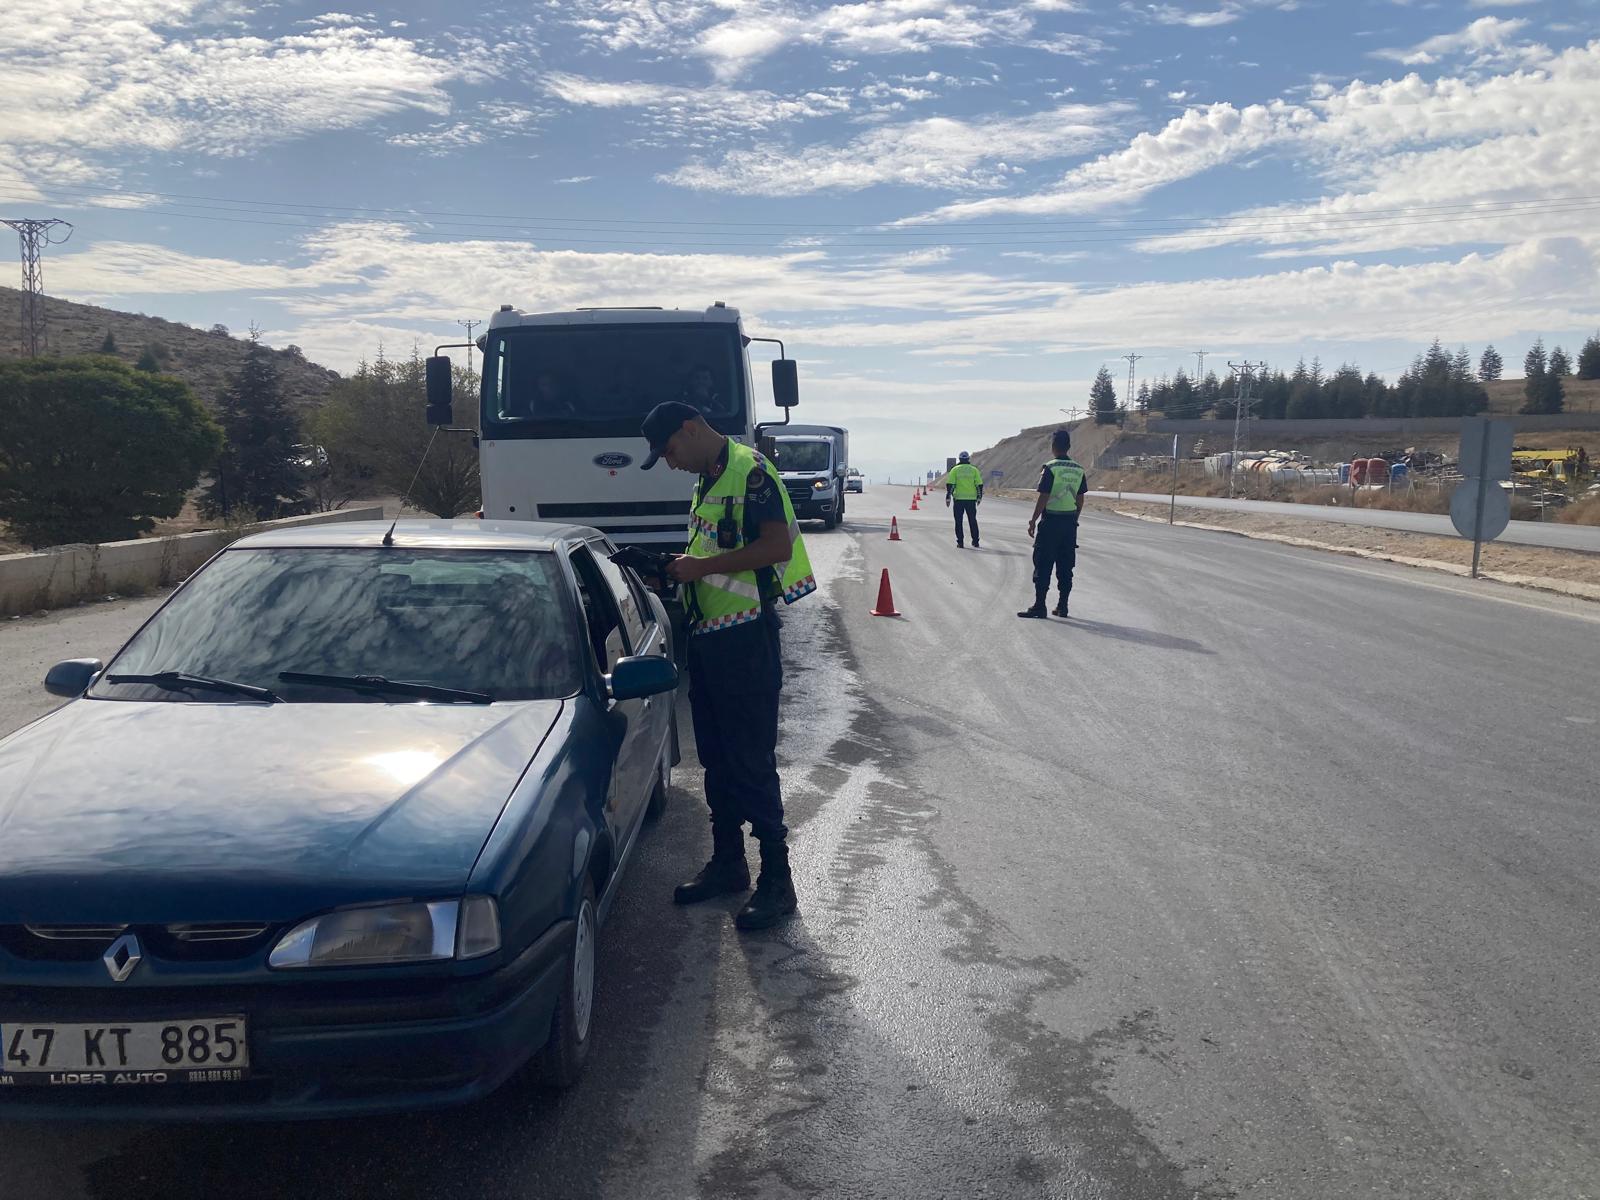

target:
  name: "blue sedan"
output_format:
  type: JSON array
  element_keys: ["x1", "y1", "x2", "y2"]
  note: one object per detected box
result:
[{"x1": 0, "y1": 520, "x2": 679, "y2": 1119}]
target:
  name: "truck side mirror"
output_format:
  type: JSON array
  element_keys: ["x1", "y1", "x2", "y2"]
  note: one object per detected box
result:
[
  {"x1": 425, "y1": 355, "x2": 454, "y2": 426},
  {"x1": 771, "y1": 359, "x2": 799, "y2": 409}
]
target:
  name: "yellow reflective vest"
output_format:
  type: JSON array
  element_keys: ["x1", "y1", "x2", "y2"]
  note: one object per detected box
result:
[
  {"x1": 685, "y1": 441, "x2": 817, "y2": 634},
  {"x1": 947, "y1": 462, "x2": 983, "y2": 500},
  {"x1": 1043, "y1": 457, "x2": 1085, "y2": 513}
]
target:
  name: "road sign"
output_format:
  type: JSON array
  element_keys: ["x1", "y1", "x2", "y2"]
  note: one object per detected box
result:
[
  {"x1": 1459, "y1": 418, "x2": 1513, "y2": 482},
  {"x1": 989, "y1": 469, "x2": 1003, "y2": 480},
  {"x1": 1451, "y1": 480, "x2": 1510, "y2": 542}
]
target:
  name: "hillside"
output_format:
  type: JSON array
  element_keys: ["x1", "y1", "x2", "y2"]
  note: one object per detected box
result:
[
  {"x1": 967, "y1": 418, "x2": 1119, "y2": 486},
  {"x1": 0, "y1": 288, "x2": 340, "y2": 409},
  {"x1": 1482, "y1": 377, "x2": 1600, "y2": 415}
]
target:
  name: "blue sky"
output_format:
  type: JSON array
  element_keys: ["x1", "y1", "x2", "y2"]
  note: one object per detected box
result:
[{"x1": 2, "y1": 0, "x2": 1596, "y2": 477}]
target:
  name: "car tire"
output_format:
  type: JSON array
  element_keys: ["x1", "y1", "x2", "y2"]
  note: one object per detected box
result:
[
  {"x1": 647, "y1": 735, "x2": 671, "y2": 819},
  {"x1": 538, "y1": 879, "x2": 597, "y2": 1090}
]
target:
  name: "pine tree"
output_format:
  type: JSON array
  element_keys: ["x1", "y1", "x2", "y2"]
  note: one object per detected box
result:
[
  {"x1": 1577, "y1": 333, "x2": 1600, "y2": 381},
  {"x1": 1478, "y1": 345, "x2": 1502, "y2": 381},
  {"x1": 1549, "y1": 345, "x2": 1572, "y2": 377},
  {"x1": 135, "y1": 345, "x2": 161, "y2": 372},
  {"x1": 1090, "y1": 366, "x2": 1119, "y2": 425},
  {"x1": 1521, "y1": 338, "x2": 1564, "y2": 415},
  {"x1": 199, "y1": 329, "x2": 307, "y2": 518},
  {"x1": 1136, "y1": 380, "x2": 1151, "y2": 412},
  {"x1": 99, "y1": 330, "x2": 117, "y2": 354}
]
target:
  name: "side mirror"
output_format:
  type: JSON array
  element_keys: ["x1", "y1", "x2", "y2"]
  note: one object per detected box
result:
[
  {"x1": 607, "y1": 655, "x2": 680, "y2": 702},
  {"x1": 425, "y1": 355, "x2": 454, "y2": 426},
  {"x1": 835, "y1": 465, "x2": 847, "y2": 477},
  {"x1": 757, "y1": 435, "x2": 778, "y2": 461},
  {"x1": 771, "y1": 358, "x2": 799, "y2": 409},
  {"x1": 45, "y1": 658, "x2": 103, "y2": 697}
]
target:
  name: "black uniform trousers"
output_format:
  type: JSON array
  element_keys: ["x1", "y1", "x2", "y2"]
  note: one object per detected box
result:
[
  {"x1": 686, "y1": 605, "x2": 786, "y2": 840},
  {"x1": 952, "y1": 498, "x2": 980, "y2": 545},
  {"x1": 1032, "y1": 512, "x2": 1079, "y2": 604}
]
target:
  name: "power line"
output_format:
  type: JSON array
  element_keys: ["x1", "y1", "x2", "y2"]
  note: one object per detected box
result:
[
  {"x1": 0, "y1": 181, "x2": 1595, "y2": 251},
  {"x1": 1, "y1": 217, "x2": 73, "y2": 356},
  {"x1": 1, "y1": 173, "x2": 1591, "y2": 232}
]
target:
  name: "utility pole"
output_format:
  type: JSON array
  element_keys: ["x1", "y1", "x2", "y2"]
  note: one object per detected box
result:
[
  {"x1": 1195, "y1": 350, "x2": 1206, "y2": 381},
  {"x1": 1227, "y1": 360, "x2": 1267, "y2": 499},
  {"x1": 1122, "y1": 353, "x2": 1142, "y2": 425},
  {"x1": 2, "y1": 217, "x2": 73, "y2": 357},
  {"x1": 457, "y1": 318, "x2": 481, "y2": 376}
]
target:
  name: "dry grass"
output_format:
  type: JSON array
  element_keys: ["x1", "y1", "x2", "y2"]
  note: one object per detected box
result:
[{"x1": 1559, "y1": 493, "x2": 1600, "y2": 525}]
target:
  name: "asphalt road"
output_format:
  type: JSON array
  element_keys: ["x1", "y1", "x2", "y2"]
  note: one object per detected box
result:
[
  {"x1": 2, "y1": 490, "x2": 1597, "y2": 1199},
  {"x1": 1093, "y1": 489, "x2": 1600, "y2": 552}
]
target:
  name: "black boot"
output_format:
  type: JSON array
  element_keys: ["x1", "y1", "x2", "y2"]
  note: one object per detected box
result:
[
  {"x1": 736, "y1": 836, "x2": 798, "y2": 930},
  {"x1": 1053, "y1": 596, "x2": 1070, "y2": 617},
  {"x1": 674, "y1": 820, "x2": 750, "y2": 905},
  {"x1": 1017, "y1": 600, "x2": 1047, "y2": 618}
]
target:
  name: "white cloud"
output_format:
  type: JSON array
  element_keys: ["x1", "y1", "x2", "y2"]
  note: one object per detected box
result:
[
  {"x1": 663, "y1": 102, "x2": 1126, "y2": 195},
  {"x1": 906, "y1": 37, "x2": 1599, "y2": 239},
  {"x1": 0, "y1": 1, "x2": 478, "y2": 162},
  {"x1": 558, "y1": 0, "x2": 1078, "y2": 79},
  {"x1": 908, "y1": 99, "x2": 1305, "y2": 220},
  {"x1": 1144, "y1": 5, "x2": 1243, "y2": 28},
  {"x1": 1373, "y1": 16, "x2": 1534, "y2": 66},
  {"x1": 542, "y1": 72, "x2": 854, "y2": 136},
  {"x1": 554, "y1": 175, "x2": 596, "y2": 185}
]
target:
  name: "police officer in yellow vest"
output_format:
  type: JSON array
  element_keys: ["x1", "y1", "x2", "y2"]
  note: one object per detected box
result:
[
  {"x1": 640, "y1": 402, "x2": 817, "y2": 929},
  {"x1": 945, "y1": 451, "x2": 984, "y2": 548},
  {"x1": 1019, "y1": 429, "x2": 1088, "y2": 619}
]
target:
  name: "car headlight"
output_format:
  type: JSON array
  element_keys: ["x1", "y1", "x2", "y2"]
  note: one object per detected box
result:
[
  {"x1": 812, "y1": 480, "x2": 828, "y2": 490},
  {"x1": 268, "y1": 896, "x2": 501, "y2": 969}
]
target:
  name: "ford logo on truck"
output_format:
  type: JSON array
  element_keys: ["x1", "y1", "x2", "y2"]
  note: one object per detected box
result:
[{"x1": 593, "y1": 452, "x2": 633, "y2": 469}]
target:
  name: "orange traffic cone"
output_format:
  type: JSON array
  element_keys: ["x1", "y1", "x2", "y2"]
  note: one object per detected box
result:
[
  {"x1": 888, "y1": 516, "x2": 901, "y2": 541},
  {"x1": 910, "y1": 494, "x2": 920, "y2": 511},
  {"x1": 870, "y1": 568, "x2": 901, "y2": 617}
]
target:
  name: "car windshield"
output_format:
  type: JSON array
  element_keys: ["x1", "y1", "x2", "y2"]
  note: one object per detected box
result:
[
  {"x1": 93, "y1": 547, "x2": 582, "y2": 703},
  {"x1": 777, "y1": 440, "x2": 832, "y2": 472},
  {"x1": 484, "y1": 322, "x2": 746, "y2": 439}
]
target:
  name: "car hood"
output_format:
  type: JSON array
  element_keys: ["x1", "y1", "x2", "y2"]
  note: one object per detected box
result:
[{"x1": 0, "y1": 698, "x2": 562, "y2": 923}]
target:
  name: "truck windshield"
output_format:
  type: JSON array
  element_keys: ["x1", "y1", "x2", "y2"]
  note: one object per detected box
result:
[
  {"x1": 776, "y1": 441, "x2": 832, "y2": 472},
  {"x1": 483, "y1": 323, "x2": 746, "y2": 439}
]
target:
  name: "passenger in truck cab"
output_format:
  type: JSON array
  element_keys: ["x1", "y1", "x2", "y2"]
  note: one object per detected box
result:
[
  {"x1": 681, "y1": 363, "x2": 721, "y2": 417},
  {"x1": 534, "y1": 370, "x2": 577, "y2": 417}
]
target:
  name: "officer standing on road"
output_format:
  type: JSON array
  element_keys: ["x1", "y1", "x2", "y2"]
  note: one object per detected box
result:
[
  {"x1": 639, "y1": 401, "x2": 817, "y2": 930},
  {"x1": 945, "y1": 451, "x2": 984, "y2": 549},
  {"x1": 1019, "y1": 429, "x2": 1087, "y2": 619}
]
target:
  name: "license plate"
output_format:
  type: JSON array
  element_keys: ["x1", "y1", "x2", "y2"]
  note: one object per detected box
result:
[{"x1": 0, "y1": 1018, "x2": 249, "y2": 1085}]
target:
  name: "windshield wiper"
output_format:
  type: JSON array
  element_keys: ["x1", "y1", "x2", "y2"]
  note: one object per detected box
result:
[
  {"x1": 278, "y1": 672, "x2": 492, "y2": 704},
  {"x1": 105, "y1": 671, "x2": 280, "y2": 703}
]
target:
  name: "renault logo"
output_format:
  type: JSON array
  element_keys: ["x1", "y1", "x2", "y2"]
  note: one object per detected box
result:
[{"x1": 103, "y1": 933, "x2": 142, "y2": 982}]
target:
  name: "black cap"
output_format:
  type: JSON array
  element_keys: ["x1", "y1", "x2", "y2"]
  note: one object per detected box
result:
[{"x1": 638, "y1": 401, "x2": 703, "y2": 470}]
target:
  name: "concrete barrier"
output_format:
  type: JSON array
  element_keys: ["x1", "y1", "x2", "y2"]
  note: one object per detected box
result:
[{"x1": 0, "y1": 507, "x2": 385, "y2": 617}]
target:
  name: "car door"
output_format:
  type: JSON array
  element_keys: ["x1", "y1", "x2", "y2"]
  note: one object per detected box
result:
[
  {"x1": 566, "y1": 544, "x2": 649, "y2": 845},
  {"x1": 587, "y1": 539, "x2": 671, "y2": 815}
]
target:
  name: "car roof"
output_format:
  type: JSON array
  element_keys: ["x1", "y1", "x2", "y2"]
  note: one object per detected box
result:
[{"x1": 231, "y1": 519, "x2": 601, "y2": 552}]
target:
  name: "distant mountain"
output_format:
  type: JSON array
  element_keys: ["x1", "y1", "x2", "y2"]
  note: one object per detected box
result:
[{"x1": 0, "y1": 287, "x2": 340, "y2": 409}]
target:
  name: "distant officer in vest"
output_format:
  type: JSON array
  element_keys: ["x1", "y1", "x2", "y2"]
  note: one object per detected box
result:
[
  {"x1": 1019, "y1": 429, "x2": 1088, "y2": 619},
  {"x1": 639, "y1": 401, "x2": 817, "y2": 930},
  {"x1": 945, "y1": 451, "x2": 984, "y2": 548}
]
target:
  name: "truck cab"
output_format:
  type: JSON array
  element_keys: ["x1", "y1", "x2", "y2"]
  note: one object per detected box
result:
[{"x1": 424, "y1": 303, "x2": 799, "y2": 550}]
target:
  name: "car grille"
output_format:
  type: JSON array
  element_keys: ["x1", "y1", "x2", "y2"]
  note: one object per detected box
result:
[{"x1": 2, "y1": 923, "x2": 274, "y2": 963}]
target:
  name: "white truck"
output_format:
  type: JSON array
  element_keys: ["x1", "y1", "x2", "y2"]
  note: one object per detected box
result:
[
  {"x1": 772, "y1": 424, "x2": 850, "y2": 529},
  {"x1": 425, "y1": 303, "x2": 801, "y2": 550}
]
